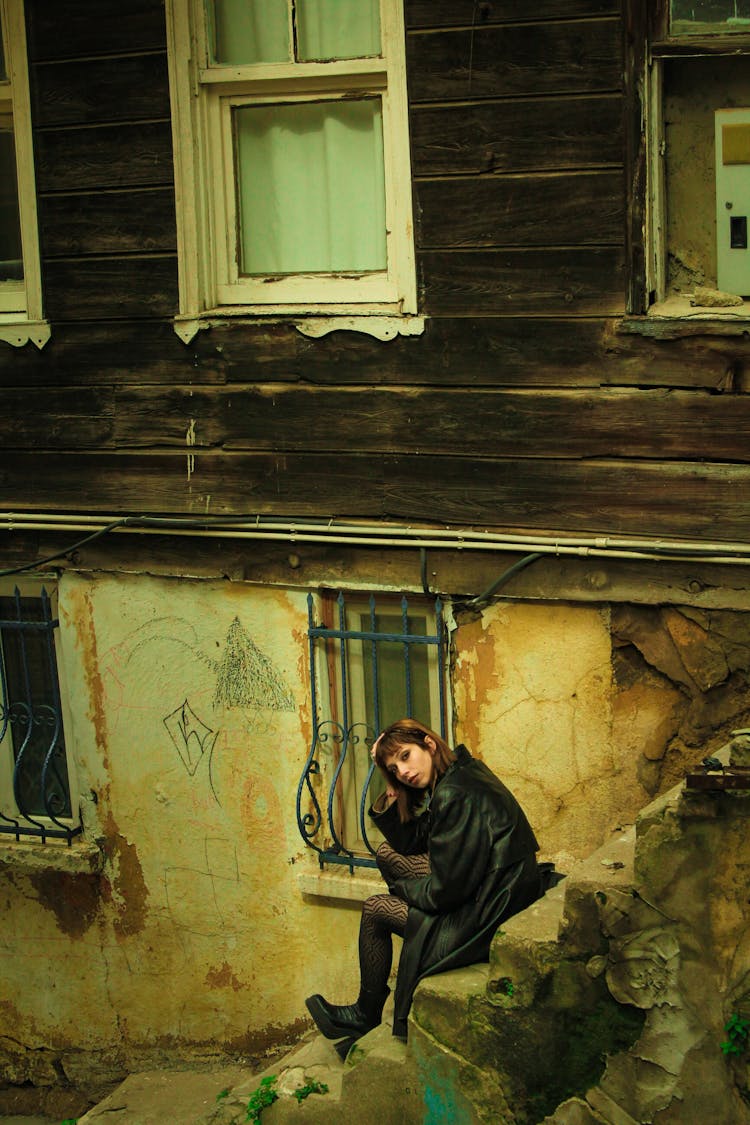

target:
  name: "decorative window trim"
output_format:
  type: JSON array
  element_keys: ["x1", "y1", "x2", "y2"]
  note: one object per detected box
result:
[
  {"x1": 165, "y1": 0, "x2": 417, "y2": 340},
  {"x1": 0, "y1": 0, "x2": 48, "y2": 349}
]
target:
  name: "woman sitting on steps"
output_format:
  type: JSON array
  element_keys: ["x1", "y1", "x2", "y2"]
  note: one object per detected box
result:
[{"x1": 305, "y1": 718, "x2": 545, "y2": 1053}]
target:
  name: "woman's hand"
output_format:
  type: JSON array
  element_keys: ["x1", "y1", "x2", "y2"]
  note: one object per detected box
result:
[{"x1": 370, "y1": 733, "x2": 383, "y2": 762}]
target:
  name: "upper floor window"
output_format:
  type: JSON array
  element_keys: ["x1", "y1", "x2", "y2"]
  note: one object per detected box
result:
[
  {"x1": 0, "y1": 0, "x2": 47, "y2": 348},
  {"x1": 670, "y1": 1, "x2": 750, "y2": 36},
  {"x1": 166, "y1": 0, "x2": 417, "y2": 337}
]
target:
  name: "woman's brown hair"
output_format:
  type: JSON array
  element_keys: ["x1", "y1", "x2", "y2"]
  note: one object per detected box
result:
[{"x1": 374, "y1": 718, "x2": 455, "y2": 823}]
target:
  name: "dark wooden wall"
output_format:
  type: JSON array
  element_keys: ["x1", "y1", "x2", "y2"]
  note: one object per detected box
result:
[{"x1": 3, "y1": 0, "x2": 750, "y2": 546}]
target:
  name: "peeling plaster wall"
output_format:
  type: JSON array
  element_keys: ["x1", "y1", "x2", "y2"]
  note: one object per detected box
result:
[
  {"x1": 3, "y1": 574, "x2": 750, "y2": 1102},
  {"x1": 452, "y1": 600, "x2": 750, "y2": 868},
  {"x1": 0, "y1": 572, "x2": 363, "y2": 1101}
]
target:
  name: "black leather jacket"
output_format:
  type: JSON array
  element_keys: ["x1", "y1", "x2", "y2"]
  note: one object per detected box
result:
[{"x1": 370, "y1": 744, "x2": 541, "y2": 1037}]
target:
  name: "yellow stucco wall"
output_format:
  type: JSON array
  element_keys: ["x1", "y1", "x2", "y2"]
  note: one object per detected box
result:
[{"x1": 4, "y1": 573, "x2": 746, "y2": 1093}]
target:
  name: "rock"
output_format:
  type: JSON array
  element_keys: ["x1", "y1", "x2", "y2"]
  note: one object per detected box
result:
[{"x1": 690, "y1": 285, "x2": 744, "y2": 307}]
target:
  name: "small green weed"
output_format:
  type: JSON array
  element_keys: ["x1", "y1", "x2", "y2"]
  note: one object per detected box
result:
[
  {"x1": 293, "y1": 1079, "x2": 329, "y2": 1104},
  {"x1": 498, "y1": 976, "x2": 514, "y2": 997},
  {"x1": 246, "y1": 1075, "x2": 279, "y2": 1122},
  {"x1": 216, "y1": 1088, "x2": 229, "y2": 1101},
  {"x1": 59, "y1": 1119, "x2": 78, "y2": 1124},
  {"x1": 721, "y1": 1013, "x2": 750, "y2": 1056}
]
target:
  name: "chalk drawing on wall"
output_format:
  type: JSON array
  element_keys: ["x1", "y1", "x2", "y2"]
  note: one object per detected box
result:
[
  {"x1": 163, "y1": 698, "x2": 218, "y2": 777},
  {"x1": 163, "y1": 836, "x2": 240, "y2": 937},
  {"x1": 214, "y1": 616, "x2": 295, "y2": 712}
]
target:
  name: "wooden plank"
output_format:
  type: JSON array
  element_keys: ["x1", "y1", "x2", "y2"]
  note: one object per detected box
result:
[
  {"x1": 3, "y1": 452, "x2": 750, "y2": 542},
  {"x1": 0, "y1": 452, "x2": 385, "y2": 517},
  {"x1": 405, "y1": 1, "x2": 621, "y2": 28},
  {"x1": 32, "y1": 54, "x2": 170, "y2": 127},
  {"x1": 3, "y1": 316, "x2": 748, "y2": 392},
  {"x1": 42, "y1": 257, "x2": 178, "y2": 321},
  {"x1": 382, "y1": 456, "x2": 750, "y2": 539},
  {"x1": 0, "y1": 389, "x2": 113, "y2": 448},
  {"x1": 420, "y1": 248, "x2": 626, "y2": 315},
  {"x1": 407, "y1": 21, "x2": 622, "y2": 102},
  {"x1": 0, "y1": 322, "x2": 227, "y2": 388},
  {"x1": 106, "y1": 386, "x2": 750, "y2": 463},
  {"x1": 416, "y1": 171, "x2": 624, "y2": 248},
  {"x1": 34, "y1": 122, "x2": 173, "y2": 193},
  {"x1": 39, "y1": 189, "x2": 177, "y2": 257},
  {"x1": 26, "y1": 0, "x2": 167, "y2": 62},
  {"x1": 410, "y1": 95, "x2": 623, "y2": 176}
]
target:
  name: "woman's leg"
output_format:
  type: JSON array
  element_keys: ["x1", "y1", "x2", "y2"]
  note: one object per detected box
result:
[
  {"x1": 305, "y1": 891, "x2": 408, "y2": 1042},
  {"x1": 375, "y1": 841, "x2": 430, "y2": 892},
  {"x1": 358, "y1": 892, "x2": 408, "y2": 994}
]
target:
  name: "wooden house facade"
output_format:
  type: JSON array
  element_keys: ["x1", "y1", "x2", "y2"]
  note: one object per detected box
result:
[{"x1": 3, "y1": 0, "x2": 750, "y2": 1111}]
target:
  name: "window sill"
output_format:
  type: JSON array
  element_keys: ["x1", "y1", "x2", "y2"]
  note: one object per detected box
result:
[
  {"x1": 0, "y1": 318, "x2": 51, "y2": 349},
  {"x1": 0, "y1": 835, "x2": 103, "y2": 875},
  {"x1": 297, "y1": 867, "x2": 384, "y2": 903},
  {"x1": 173, "y1": 311, "x2": 425, "y2": 344},
  {"x1": 620, "y1": 295, "x2": 750, "y2": 338}
]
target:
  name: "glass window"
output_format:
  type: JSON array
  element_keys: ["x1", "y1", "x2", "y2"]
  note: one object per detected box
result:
[
  {"x1": 168, "y1": 0, "x2": 416, "y2": 320},
  {"x1": 0, "y1": 585, "x2": 79, "y2": 842},
  {"x1": 671, "y1": 1, "x2": 750, "y2": 35},
  {"x1": 234, "y1": 98, "x2": 386, "y2": 275},
  {"x1": 299, "y1": 592, "x2": 447, "y2": 866},
  {"x1": 0, "y1": 1, "x2": 46, "y2": 343}
]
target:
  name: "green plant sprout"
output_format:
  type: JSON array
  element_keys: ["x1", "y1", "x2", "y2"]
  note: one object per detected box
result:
[
  {"x1": 498, "y1": 977, "x2": 514, "y2": 997},
  {"x1": 216, "y1": 1088, "x2": 229, "y2": 1101},
  {"x1": 721, "y1": 1013, "x2": 750, "y2": 1056},
  {"x1": 293, "y1": 1079, "x2": 329, "y2": 1104},
  {"x1": 246, "y1": 1075, "x2": 279, "y2": 1121}
]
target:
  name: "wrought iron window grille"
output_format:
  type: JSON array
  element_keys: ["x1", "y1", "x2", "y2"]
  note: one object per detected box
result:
[
  {"x1": 297, "y1": 591, "x2": 447, "y2": 871},
  {"x1": 0, "y1": 586, "x2": 80, "y2": 844}
]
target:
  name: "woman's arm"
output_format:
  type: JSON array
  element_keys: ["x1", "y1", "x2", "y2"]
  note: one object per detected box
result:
[
  {"x1": 392, "y1": 787, "x2": 491, "y2": 912},
  {"x1": 369, "y1": 796, "x2": 431, "y2": 855}
]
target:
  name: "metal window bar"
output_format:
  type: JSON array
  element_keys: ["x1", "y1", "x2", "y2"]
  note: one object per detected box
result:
[
  {"x1": 0, "y1": 587, "x2": 80, "y2": 844},
  {"x1": 297, "y1": 591, "x2": 446, "y2": 871}
]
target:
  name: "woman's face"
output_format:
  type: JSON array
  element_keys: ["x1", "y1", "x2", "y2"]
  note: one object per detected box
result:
[{"x1": 385, "y1": 738, "x2": 436, "y2": 789}]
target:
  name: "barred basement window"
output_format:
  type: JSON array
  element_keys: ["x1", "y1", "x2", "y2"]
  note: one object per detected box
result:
[
  {"x1": 0, "y1": 584, "x2": 80, "y2": 843},
  {"x1": 297, "y1": 590, "x2": 447, "y2": 870}
]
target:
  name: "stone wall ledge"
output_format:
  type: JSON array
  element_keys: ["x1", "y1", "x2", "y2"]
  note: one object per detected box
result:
[{"x1": 0, "y1": 835, "x2": 104, "y2": 875}]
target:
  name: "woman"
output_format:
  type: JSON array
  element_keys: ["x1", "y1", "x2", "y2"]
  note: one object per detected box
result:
[{"x1": 305, "y1": 718, "x2": 543, "y2": 1050}]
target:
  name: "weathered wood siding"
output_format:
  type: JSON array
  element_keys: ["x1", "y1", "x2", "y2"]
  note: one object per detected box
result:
[{"x1": 2, "y1": 0, "x2": 750, "y2": 542}]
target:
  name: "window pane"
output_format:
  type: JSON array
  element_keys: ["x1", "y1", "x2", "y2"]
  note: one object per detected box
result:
[
  {"x1": 671, "y1": 0, "x2": 750, "y2": 34},
  {"x1": 297, "y1": 0, "x2": 381, "y2": 62},
  {"x1": 235, "y1": 98, "x2": 386, "y2": 275},
  {"x1": 0, "y1": 117, "x2": 23, "y2": 284},
  {"x1": 0, "y1": 597, "x2": 71, "y2": 819},
  {"x1": 209, "y1": 0, "x2": 289, "y2": 64},
  {"x1": 360, "y1": 614, "x2": 431, "y2": 731},
  {"x1": 0, "y1": 20, "x2": 6, "y2": 81}
]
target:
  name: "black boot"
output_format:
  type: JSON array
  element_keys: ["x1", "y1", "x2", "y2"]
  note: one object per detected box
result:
[{"x1": 305, "y1": 986, "x2": 389, "y2": 1042}]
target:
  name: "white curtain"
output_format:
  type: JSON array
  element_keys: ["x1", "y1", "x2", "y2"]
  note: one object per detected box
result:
[
  {"x1": 235, "y1": 98, "x2": 386, "y2": 275},
  {"x1": 211, "y1": 0, "x2": 289, "y2": 64},
  {"x1": 297, "y1": 0, "x2": 381, "y2": 61}
]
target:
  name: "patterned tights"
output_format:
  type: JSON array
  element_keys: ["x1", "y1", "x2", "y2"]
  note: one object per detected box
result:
[{"x1": 358, "y1": 842, "x2": 430, "y2": 995}]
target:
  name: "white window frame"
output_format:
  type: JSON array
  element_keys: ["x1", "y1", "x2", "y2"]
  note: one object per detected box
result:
[
  {"x1": 166, "y1": 0, "x2": 419, "y2": 342},
  {"x1": 0, "y1": 0, "x2": 48, "y2": 349},
  {"x1": 0, "y1": 578, "x2": 80, "y2": 839}
]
